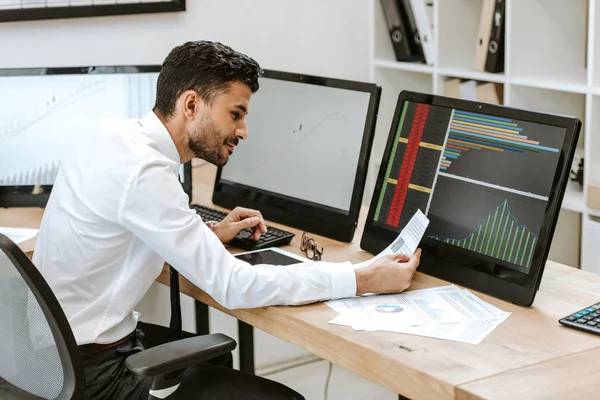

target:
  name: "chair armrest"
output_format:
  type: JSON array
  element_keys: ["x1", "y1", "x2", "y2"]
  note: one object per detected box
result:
[{"x1": 125, "y1": 333, "x2": 236, "y2": 377}]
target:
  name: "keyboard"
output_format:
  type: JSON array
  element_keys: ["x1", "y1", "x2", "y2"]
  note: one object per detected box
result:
[
  {"x1": 559, "y1": 301, "x2": 600, "y2": 336},
  {"x1": 190, "y1": 203, "x2": 295, "y2": 250}
]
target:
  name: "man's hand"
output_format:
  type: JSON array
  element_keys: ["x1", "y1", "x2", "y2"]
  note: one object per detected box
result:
[
  {"x1": 354, "y1": 249, "x2": 421, "y2": 296},
  {"x1": 211, "y1": 206, "x2": 267, "y2": 243}
]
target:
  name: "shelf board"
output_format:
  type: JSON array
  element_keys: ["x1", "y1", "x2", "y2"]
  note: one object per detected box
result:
[
  {"x1": 373, "y1": 59, "x2": 434, "y2": 74},
  {"x1": 562, "y1": 180, "x2": 585, "y2": 214},
  {"x1": 373, "y1": 59, "x2": 506, "y2": 83},
  {"x1": 588, "y1": 207, "x2": 600, "y2": 218},
  {"x1": 437, "y1": 67, "x2": 505, "y2": 83},
  {"x1": 511, "y1": 71, "x2": 588, "y2": 94}
]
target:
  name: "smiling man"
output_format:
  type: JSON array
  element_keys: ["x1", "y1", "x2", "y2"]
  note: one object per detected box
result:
[{"x1": 32, "y1": 41, "x2": 421, "y2": 399}]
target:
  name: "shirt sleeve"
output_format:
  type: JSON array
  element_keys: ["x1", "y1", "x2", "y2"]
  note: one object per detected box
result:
[{"x1": 118, "y1": 160, "x2": 357, "y2": 309}]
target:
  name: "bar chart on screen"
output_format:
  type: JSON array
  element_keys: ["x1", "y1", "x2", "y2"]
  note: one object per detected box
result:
[{"x1": 370, "y1": 101, "x2": 566, "y2": 271}]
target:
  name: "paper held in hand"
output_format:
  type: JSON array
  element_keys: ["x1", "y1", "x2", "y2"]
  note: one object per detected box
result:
[{"x1": 354, "y1": 209, "x2": 430, "y2": 271}]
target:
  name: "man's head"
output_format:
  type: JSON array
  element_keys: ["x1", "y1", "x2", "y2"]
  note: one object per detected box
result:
[{"x1": 154, "y1": 41, "x2": 262, "y2": 165}]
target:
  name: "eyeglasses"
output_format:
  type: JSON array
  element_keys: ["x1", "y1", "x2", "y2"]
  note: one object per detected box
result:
[{"x1": 300, "y1": 232, "x2": 323, "y2": 261}]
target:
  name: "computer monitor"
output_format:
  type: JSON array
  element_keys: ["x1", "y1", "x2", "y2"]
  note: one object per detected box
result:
[
  {"x1": 212, "y1": 69, "x2": 381, "y2": 242},
  {"x1": 361, "y1": 91, "x2": 581, "y2": 306},
  {"x1": 0, "y1": 65, "x2": 192, "y2": 208}
]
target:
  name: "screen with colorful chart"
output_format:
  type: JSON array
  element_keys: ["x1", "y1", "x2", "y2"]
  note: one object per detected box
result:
[{"x1": 371, "y1": 100, "x2": 566, "y2": 273}]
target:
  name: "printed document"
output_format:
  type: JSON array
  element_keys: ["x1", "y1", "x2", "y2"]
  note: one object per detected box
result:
[
  {"x1": 326, "y1": 285, "x2": 510, "y2": 344},
  {"x1": 354, "y1": 209, "x2": 429, "y2": 270},
  {"x1": 0, "y1": 227, "x2": 38, "y2": 244}
]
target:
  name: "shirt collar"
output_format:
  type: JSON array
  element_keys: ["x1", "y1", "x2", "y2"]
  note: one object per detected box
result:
[{"x1": 138, "y1": 111, "x2": 181, "y2": 164}]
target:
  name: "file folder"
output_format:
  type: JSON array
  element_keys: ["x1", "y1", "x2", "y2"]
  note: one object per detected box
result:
[
  {"x1": 474, "y1": 0, "x2": 496, "y2": 71},
  {"x1": 398, "y1": 0, "x2": 425, "y2": 63},
  {"x1": 380, "y1": 0, "x2": 415, "y2": 62},
  {"x1": 409, "y1": 0, "x2": 435, "y2": 65},
  {"x1": 484, "y1": 0, "x2": 505, "y2": 73}
]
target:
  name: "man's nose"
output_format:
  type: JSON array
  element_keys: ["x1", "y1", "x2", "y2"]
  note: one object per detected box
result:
[{"x1": 236, "y1": 122, "x2": 248, "y2": 140}]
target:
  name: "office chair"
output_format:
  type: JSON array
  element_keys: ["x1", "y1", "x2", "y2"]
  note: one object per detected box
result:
[{"x1": 0, "y1": 233, "x2": 236, "y2": 400}]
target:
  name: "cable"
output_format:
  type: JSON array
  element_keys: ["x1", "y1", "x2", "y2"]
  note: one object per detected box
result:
[{"x1": 324, "y1": 361, "x2": 333, "y2": 400}]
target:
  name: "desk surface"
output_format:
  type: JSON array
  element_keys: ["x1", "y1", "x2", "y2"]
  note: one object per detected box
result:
[{"x1": 3, "y1": 162, "x2": 600, "y2": 399}]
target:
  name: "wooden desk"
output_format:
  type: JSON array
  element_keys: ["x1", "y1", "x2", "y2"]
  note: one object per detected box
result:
[
  {"x1": 164, "y1": 165, "x2": 600, "y2": 399},
  {"x1": 457, "y1": 347, "x2": 600, "y2": 400},
  {"x1": 157, "y1": 236, "x2": 600, "y2": 399},
  {"x1": 4, "y1": 163, "x2": 600, "y2": 399}
]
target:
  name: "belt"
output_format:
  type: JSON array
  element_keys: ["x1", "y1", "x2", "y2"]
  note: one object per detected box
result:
[{"x1": 78, "y1": 333, "x2": 133, "y2": 357}]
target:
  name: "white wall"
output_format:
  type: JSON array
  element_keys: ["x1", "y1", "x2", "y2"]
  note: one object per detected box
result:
[
  {"x1": 0, "y1": 0, "x2": 371, "y2": 371},
  {"x1": 0, "y1": 0, "x2": 370, "y2": 80}
]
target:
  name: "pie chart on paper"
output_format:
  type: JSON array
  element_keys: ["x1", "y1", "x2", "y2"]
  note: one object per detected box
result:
[{"x1": 374, "y1": 304, "x2": 404, "y2": 313}]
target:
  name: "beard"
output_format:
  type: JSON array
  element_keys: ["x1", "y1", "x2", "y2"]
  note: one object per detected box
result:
[{"x1": 188, "y1": 112, "x2": 238, "y2": 167}]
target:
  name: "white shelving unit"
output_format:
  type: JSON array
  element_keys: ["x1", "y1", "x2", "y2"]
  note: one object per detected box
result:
[{"x1": 368, "y1": 0, "x2": 600, "y2": 272}]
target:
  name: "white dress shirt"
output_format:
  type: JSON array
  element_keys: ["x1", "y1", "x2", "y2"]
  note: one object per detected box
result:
[{"x1": 32, "y1": 112, "x2": 358, "y2": 345}]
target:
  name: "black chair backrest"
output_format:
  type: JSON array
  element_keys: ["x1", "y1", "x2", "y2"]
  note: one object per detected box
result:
[{"x1": 0, "y1": 233, "x2": 83, "y2": 400}]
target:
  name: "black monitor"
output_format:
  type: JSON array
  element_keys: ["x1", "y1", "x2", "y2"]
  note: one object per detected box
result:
[
  {"x1": 0, "y1": 65, "x2": 192, "y2": 208},
  {"x1": 212, "y1": 69, "x2": 381, "y2": 242},
  {"x1": 361, "y1": 91, "x2": 581, "y2": 306}
]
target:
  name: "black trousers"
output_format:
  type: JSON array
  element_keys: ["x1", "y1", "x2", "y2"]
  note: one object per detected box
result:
[{"x1": 81, "y1": 324, "x2": 304, "y2": 400}]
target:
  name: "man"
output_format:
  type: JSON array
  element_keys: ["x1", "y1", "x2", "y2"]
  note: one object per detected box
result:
[{"x1": 32, "y1": 40, "x2": 421, "y2": 399}]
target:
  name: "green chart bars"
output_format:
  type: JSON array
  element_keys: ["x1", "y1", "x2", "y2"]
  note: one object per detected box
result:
[{"x1": 443, "y1": 199, "x2": 537, "y2": 269}]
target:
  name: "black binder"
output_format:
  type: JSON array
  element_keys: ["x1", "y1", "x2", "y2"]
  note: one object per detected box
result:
[
  {"x1": 398, "y1": 0, "x2": 425, "y2": 63},
  {"x1": 380, "y1": 0, "x2": 414, "y2": 62},
  {"x1": 484, "y1": 0, "x2": 505, "y2": 73}
]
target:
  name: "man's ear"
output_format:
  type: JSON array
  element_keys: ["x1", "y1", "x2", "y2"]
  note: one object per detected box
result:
[{"x1": 181, "y1": 90, "x2": 203, "y2": 119}]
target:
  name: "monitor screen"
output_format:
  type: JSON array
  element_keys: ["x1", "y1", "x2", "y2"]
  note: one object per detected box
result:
[
  {"x1": 370, "y1": 99, "x2": 566, "y2": 274},
  {"x1": 0, "y1": 66, "x2": 191, "y2": 207},
  {"x1": 213, "y1": 69, "x2": 380, "y2": 241},
  {"x1": 219, "y1": 73, "x2": 372, "y2": 213},
  {"x1": 361, "y1": 91, "x2": 581, "y2": 306}
]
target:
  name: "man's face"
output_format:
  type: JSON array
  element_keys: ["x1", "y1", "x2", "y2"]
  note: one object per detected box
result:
[{"x1": 187, "y1": 81, "x2": 251, "y2": 167}]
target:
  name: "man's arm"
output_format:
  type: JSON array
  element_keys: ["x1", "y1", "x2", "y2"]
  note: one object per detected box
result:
[
  {"x1": 355, "y1": 250, "x2": 421, "y2": 295},
  {"x1": 118, "y1": 161, "x2": 359, "y2": 309},
  {"x1": 119, "y1": 161, "x2": 420, "y2": 309}
]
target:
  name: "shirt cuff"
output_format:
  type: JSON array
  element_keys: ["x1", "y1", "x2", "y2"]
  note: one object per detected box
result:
[{"x1": 324, "y1": 261, "x2": 357, "y2": 299}]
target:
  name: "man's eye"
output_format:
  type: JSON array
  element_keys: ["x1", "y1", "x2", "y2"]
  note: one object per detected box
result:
[{"x1": 232, "y1": 112, "x2": 240, "y2": 120}]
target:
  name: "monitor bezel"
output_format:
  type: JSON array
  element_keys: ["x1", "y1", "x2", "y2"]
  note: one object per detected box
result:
[
  {"x1": 360, "y1": 90, "x2": 581, "y2": 306},
  {"x1": 212, "y1": 69, "x2": 381, "y2": 242},
  {"x1": 0, "y1": 65, "x2": 192, "y2": 208}
]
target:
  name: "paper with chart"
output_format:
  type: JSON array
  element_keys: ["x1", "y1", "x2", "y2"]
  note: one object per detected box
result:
[
  {"x1": 354, "y1": 209, "x2": 429, "y2": 270},
  {"x1": 326, "y1": 285, "x2": 510, "y2": 344},
  {"x1": 0, "y1": 227, "x2": 38, "y2": 244}
]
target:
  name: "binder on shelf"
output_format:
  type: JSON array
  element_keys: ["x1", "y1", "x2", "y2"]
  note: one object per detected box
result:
[
  {"x1": 484, "y1": 0, "x2": 505, "y2": 73},
  {"x1": 476, "y1": 82, "x2": 502, "y2": 105},
  {"x1": 588, "y1": 182, "x2": 600, "y2": 210},
  {"x1": 444, "y1": 79, "x2": 503, "y2": 105},
  {"x1": 409, "y1": 0, "x2": 435, "y2": 65},
  {"x1": 380, "y1": 0, "x2": 416, "y2": 62},
  {"x1": 475, "y1": 0, "x2": 496, "y2": 72},
  {"x1": 398, "y1": 0, "x2": 425, "y2": 63},
  {"x1": 444, "y1": 78, "x2": 461, "y2": 98}
]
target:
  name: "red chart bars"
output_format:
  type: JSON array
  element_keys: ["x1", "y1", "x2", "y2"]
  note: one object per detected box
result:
[
  {"x1": 386, "y1": 103, "x2": 429, "y2": 227},
  {"x1": 373, "y1": 101, "x2": 450, "y2": 232}
]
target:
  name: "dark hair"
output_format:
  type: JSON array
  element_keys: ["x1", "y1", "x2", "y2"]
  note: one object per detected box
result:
[{"x1": 154, "y1": 40, "x2": 263, "y2": 118}]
